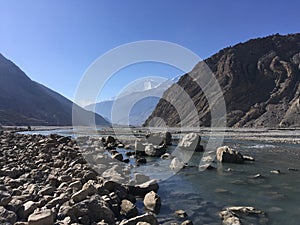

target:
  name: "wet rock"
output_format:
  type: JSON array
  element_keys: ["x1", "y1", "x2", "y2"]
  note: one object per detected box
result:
[
  {"x1": 0, "y1": 190, "x2": 12, "y2": 206},
  {"x1": 181, "y1": 220, "x2": 194, "y2": 225},
  {"x1": 145, "y1": 144, "x2": 166, "y2": 157},
  {"x1": 219, "y1": 210, "x2": 241, "y2": 225},
  {"x1": 161, "y1": 153, "x2": 171, "y2": 159},
  {"x1": 243, "y1": 155, "x2": 255, "y2": 161},
  {"x1": 252, "y1": 173, "x2": 264, "y2": 179},
  {"x1": 0, "y1": 206, "x2": 17, "y2": 224},
  {"x1": 170, "y1": 158, "x2": 186, "y2": 170},
  {"x1": 137, "y1": 158, "x2": 147, "y2": 164},
  {"x1": 270, "y1": 169, "x2": 281, "y2": 174},
  {"x1": 174, "y1": 209, "x2": 188, "y2": 218},
  {"x1": 225, "y1": 206, "x2": 263, "y2": 215},
  {"x1": 216, "y1": 146, "x2": 244, "y2": 164},
  {"x1": 119, "y1": 213, "x2": 159, "y2": 225},
  {"x1": 178, "y1": 133, "x2": 203, "y2": 152},
  {"x1": 143, "y1": 191, "x2": 161, "y2": 213},
  {"x1": 112, "y1": 153, "x2": 124, "y2": 162},
  {"x1": 28, "y1": 209, "x2": 53, "y2": 225},
  {"x1": 128, "y1": 180, "x2": 159, "y2": 197},
  {"x1": 120, "y1": 199, "x2": 138, "y2": 219}
]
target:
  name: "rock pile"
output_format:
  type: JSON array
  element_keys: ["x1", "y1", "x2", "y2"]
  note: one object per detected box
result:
[{"x1": 0, "y1": 132, "x2": 160, "y2": 225}]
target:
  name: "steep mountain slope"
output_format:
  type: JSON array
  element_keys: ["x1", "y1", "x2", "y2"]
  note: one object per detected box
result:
[
  {"x1": 0, "y1": 53, "x2": 109, "y2": 126},
  {"x1": 145, "y1": 33, "x2": 300, "y2": 128}
]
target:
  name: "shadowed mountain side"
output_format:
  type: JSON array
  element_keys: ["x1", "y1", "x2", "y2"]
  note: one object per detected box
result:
[{"x1": 0, "y1": 53, "x2": 109, "y2": 126}]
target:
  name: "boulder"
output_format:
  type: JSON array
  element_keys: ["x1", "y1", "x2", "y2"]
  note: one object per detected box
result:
[
  {"x1": 146, "y1": 132, "x2": 172, "y2": 146},
  {"x1": 128, "y1": 180, "x2": 159, "y2": 197},
  {"x1": 144, "y1": 144, "x2": 166, "y2": 157},
  {"x1": 28, "y1": 209, "x2": 53, "y2": 225},
  {"x1": 143, "y1": 191, "x2": 161, "y2": 213},
  {"x1": 216, "y1": 146, "x2": 244, "y2": 164},
  {"x1": 59, "y1": 195, "x2": 115, "y2": 224},
  {"x1": 120, "y1": 199, "x2": 138, "y2": 219},
  {"x1": 178, "y1": 133, "x2": 203, "y2": 152}
]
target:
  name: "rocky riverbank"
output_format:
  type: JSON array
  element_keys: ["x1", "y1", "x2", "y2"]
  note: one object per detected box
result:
[
  {"x1": 0, "y1": 129, "x2": 272, "y2": 225},
  {"x1": 0, "y1": 131, "x2": 169, "y2": 225}
]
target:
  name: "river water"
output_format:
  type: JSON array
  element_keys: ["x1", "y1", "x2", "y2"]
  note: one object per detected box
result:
[{"x1": 20, "y1": 129, "x2": 300, "y2": 225}]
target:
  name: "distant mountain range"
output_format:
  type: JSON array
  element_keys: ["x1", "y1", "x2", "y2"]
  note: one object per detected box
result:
[
  {"x1": 145, "y1": 33, "x2": 300, "y2": 128},
  {"x1": 85, "y1": 78, "x2": 178, "y2": 126},
  {"x1": 0, "y1": 53, "x2": 109, "y2": 126}
]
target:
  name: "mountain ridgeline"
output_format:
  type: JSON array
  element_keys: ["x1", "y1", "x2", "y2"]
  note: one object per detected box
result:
[
  {"x1": 145, "y1": 33, "x2": 300, "y2": 128},
  {"x1": 0, "y1": 53, "x2": 109, "y2": 126}
]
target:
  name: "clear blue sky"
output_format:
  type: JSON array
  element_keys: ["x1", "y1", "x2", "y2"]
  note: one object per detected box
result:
[{"x1": 1, "y1": 0, "x2": 299, "y2": 103}]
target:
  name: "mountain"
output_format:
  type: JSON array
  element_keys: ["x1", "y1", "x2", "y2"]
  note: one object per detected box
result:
[
  {"x1": 145, "y1": 33, "x2": 300, "y2": 128},
  {"x1": 85, "y1": 79, "x2": 174, "y2": 126},
  {"x1": 0, "y1": 53, "x2": 109, "y2": 126}
]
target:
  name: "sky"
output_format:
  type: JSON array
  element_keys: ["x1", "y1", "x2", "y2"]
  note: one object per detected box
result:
[{"x1": 0, "y1": 0, "x2": 299, "y2": 104}]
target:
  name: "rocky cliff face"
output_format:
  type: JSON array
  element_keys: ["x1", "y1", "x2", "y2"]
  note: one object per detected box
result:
[
  {"x1": 0, "y1": 53, "x2": 109, "y2": 126},
  {"x1": 145, "y1": 33, "x2": 300, "y2": 128}
]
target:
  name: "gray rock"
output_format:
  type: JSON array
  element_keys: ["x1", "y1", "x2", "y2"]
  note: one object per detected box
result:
[
  {"x1": 143, "y1": 191, "x2": 161, "y2": 213},
  {"x1": 38, "y1": 186, "x2": 56, "y2": 196},
  {"x1": 45, "y1": 194, "x2": 68, "y2": 209},
  {"x1": 216, "y1": 146, "x2": 244, "y2": 164},
  {"x1": 18, "y1": 201, "x2": 39, "y2": 219},
  {"x1": 0, "y1": 206, "x2": 17, "y2": 224},
  {"x1": 128, "y1": 180, "x2": 159, "y2": 197},
  {"x1": 28, "y1": 209, "x2": 53, "y2": 225},
  {"x1": 59, "y1": 195, "x2": 115, "y2": 224},
  {"x1": 161, "y1": 153, "x2": 171, "y2": 159},
  {"x1": 181, "y1": 220, "x2": 194, "y2": 225},
  {"x1": 0, "y1": 190, "x2": 12, "y2": 206},
  {"x1": 120, "y1": 199, "x2": 138, "y2": 219},
  {"x1": 178, "y1": 133, "x2": 203, "y2": 152},
  {"x1": 112, "y1": 153, "x2": 124, "y2": 161},
  {"x1": 119, "y1": 213, "x2": 159, "y2": 225},
  {"x1": 71, "y1": 189, "x2": 90, "y2": 203},
  {"x1": 174, "y1": 209, "x2": 188, "y2": 218},
  {"x1": 69, "y1": 180, "x2": 82, "y2": 191},
  {"x1": 145, "y1": 144, "x2": 166, "y2": 157}
]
